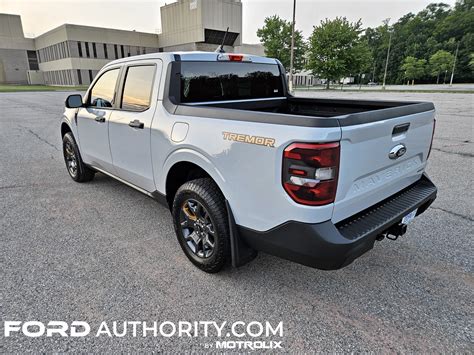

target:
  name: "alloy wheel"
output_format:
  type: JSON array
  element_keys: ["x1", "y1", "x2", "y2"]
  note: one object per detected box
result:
[
  {"x1": 179, "y1": 199, "x2": 216, "y2": 258},
  {"x1": 64, "y1": 141, "x2": 78, "y2": 177}
]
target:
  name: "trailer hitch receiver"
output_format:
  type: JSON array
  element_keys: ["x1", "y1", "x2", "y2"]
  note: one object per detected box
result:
[{"x1": 385, "y1": 223, "x2": 408, "y2": 241}]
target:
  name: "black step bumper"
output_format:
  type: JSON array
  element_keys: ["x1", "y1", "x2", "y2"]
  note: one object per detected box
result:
[{"x1": 237, "y1": 174, "x2": 437, "y2": 270}]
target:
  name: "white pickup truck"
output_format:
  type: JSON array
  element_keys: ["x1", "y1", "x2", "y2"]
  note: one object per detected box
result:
[{"x1": 61, "y1": 52, "x2": 437, "y2": 273}]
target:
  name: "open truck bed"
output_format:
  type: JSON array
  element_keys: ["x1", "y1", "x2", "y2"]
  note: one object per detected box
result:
[{"x1": 170, "y1": 96, "x2": 435, "y2": 127}]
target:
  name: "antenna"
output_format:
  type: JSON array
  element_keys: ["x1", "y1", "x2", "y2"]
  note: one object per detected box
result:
[{"x1": 215, "y1": 27, "x2": 229, "y2": 53}]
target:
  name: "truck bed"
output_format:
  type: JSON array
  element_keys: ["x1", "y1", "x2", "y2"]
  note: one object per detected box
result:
[{"x1": 170, "y1": 96, "x2": 435, "y2": 127}]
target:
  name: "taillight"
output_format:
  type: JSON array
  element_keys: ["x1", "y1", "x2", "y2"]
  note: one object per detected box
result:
[
  {"x1": 427, "y1": 119, "x2": 436, "y2": 160},
  {"x1": 282, "y1": 142, "x2": 340, "y2": 206}
]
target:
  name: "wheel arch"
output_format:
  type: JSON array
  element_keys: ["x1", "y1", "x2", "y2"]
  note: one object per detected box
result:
[
  {"x1": 164, "y1": 160, "x2": 227, "y2": 209},
  {"x1": 61, "y1": 122, "x2": 72, "y2": 138},
  {"x1": 160, "y1": 149, "x2": 228, "y2": 208}
]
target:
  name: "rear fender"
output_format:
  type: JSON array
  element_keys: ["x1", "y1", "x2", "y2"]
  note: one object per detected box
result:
[{"x1": 160, "y1": 148, "x2": 229, "y2": 204}]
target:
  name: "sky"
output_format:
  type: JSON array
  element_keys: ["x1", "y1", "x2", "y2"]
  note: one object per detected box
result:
[{"x1": 0, "y1": 0, "x2": 457, "y2": 43}]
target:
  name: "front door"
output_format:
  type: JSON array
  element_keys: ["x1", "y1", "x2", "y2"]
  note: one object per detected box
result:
[
  {"x1": 76, "y1": 67, "x2": 120, "y2": 172},
  {"x1": 108, "y1": 62, "x2": 161, "y2": 192}
]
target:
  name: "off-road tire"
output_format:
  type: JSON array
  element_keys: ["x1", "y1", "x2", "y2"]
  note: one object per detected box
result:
[{"x1": 172, "y1": 178, "x2": 230, "y2": 273}]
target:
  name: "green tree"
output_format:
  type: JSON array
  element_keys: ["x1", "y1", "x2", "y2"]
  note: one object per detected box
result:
[
  {"x1": 363, "y1": 0, "x2": 473, "y2": 83},
  {"x1": 429, "y1": 50, "x2": 454, "y2": 83},
  {"x1": 256, "y1": 15, "x2": 306, "y2": 72},
  {"x1": 469, "y1": 53, "x2": 474, "y2": 69},
  {"x1": 401, "y1": 56, "x2": 427, "y2": 84},
  {"x1": 307, "y1": 17, "x2": 372, "y2": 89},
  {"x1": 364, "y1": 20, "x2": 393, "y2": 83}
]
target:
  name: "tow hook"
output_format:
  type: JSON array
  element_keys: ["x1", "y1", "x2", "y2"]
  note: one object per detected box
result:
[{"x1": 378, "y1": 223, "x2": 408, "y2": 241}]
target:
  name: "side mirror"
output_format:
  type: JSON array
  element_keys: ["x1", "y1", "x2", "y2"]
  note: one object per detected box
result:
[{"x1": 65, "y1": 94, "x2": 83, "y2": 108}]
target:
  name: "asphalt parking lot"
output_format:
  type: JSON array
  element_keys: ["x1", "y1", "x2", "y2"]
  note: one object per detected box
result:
[{"x1": 0, "y1": 90, "x2": 472, "y2": 352}]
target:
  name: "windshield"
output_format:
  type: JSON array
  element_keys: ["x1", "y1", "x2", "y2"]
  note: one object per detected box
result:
[{"x1": 179, "y1": 62, "x2": 284, "y2": 103}]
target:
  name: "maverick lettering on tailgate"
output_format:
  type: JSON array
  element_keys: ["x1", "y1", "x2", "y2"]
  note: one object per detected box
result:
[{"x1": 222, "y1": 132, "x2": 276, "y2": 148}]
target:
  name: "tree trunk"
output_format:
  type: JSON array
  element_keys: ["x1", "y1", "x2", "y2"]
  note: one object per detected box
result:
[
  {"x1": 326, "y1": 80, "x2": 330, "y2": 90},
  {"x1": 412, "y1": 79, "x2": 415, "y2": 85},
  {"x1": 436, "y1": 72, "x2": 440, "y2": 84}
]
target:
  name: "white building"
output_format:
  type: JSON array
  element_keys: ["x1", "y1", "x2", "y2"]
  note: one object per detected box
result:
[{"x1": 0, "y1": 0, "x2": 264, "y2": 85}]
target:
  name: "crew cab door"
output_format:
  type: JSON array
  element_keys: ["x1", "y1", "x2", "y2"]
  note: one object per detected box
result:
[
  {"x1": 76, "y1": 67, "x2": 120, "y2": 172},
  {"x1": 108, "y1": 62, "x2": 162, "y2": 192}
]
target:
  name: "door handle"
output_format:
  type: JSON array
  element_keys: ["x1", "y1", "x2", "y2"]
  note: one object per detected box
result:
[
  {"x1": 95, "y1": 116, "x2": 105, "y2": 123},
  {"x1": 129, "y1": 119, "x2": 144, "y2": 129},
  {"x1": 392, "y1": 123, "x2": 410, "y2": 135}
]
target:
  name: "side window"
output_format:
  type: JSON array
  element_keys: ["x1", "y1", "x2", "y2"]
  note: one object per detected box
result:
[
  {"x1": 89, "y1": 69, "x2": 120, "y2": 108},
  {"x1": 121, "y1": 65, "x2": 155, "y2": 111}
]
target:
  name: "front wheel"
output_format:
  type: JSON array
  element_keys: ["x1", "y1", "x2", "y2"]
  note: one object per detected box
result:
[
  {"x1": 62, "y1": 132, "x2": 95, "y2": 182},
  {"x1": 172, "y1": 178, "x2": 230, "y2": 273}
]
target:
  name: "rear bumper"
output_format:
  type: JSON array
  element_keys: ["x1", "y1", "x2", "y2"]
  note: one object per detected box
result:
[{"x1": 238, "y1": 174, "x2": 437, "y2": 270}]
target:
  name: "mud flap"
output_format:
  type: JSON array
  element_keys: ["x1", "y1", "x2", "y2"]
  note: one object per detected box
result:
[{"x1": 226, "y1": 200, "x2": 258, "y2": 267}]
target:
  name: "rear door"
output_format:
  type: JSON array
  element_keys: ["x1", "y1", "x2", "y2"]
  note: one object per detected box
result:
[
  {"x1": 108, "y1": 61, "x2": 162, "y2": 192},
  {"x1": 332, "y1": 109, "x2": 435, "y2": 223},
  {"x1": 76, "y1": 67, "x2": 120, "y2": 172}
]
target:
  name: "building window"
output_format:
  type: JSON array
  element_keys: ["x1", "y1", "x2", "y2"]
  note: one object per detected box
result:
[
  {"x1": 88, "y1": 70, "x2": 93, "y2": 83},
  {"x1": 27, "y1": 50, "x2": 39, "y2": 70},
  {"x1": 204, "y1": 28, "x2": 239, "y2": 45},
  {"x1": 92, "y1": 43, "x2": 97, "y2": 58},
  {"x1": 120, "y1": 45, "x2": 124, "y2": 58},
  {"x1": 85, "y1": 42, "x2": 90, "y2": 58},
  {"x1": 65, "y1": 41, "x2": 70, "y2": 57},
  {"x1": 114, "y1": 44, "x2": 118, "y2": 59},
  {"x1": 103, "y1": 43, "x2": 108, "y2": 59},
  {"x1": 78, "y1": 42, "x2": 83, "y2": 57},
  {"x1": 77, "y1": 70, "x2": 82, "y2": 85}
]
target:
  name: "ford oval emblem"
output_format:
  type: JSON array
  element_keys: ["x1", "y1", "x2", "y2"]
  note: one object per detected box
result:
[{"x1": 389, "y1": 144, "x2": 407, "y2": 159}]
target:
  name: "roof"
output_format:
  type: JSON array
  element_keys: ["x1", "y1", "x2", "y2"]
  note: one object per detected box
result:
[{"x1": 104, "y1": 51, "x2": 278, "y2": 67}]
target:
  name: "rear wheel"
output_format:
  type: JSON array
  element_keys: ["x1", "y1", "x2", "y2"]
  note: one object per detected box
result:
[
  {"x1": 172, "y1": 178, "x2": 230, "y2": 273},
  {"x1": 62, "y1": 132, "x2": 95, "y2": 182}
]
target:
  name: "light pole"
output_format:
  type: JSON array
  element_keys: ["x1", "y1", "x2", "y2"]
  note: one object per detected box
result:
[
  {"x1": 372, "y1": 61, "x2": 376, "y2": 83},
  {"x1": 449, "y1": 42, "x2": 460, "y2": 87},
  {"x1": 289, "y1": 0, "x2": 296, "y2": 93},
  {"x1": 382, "y1": 19, "x2": 392, "y2": 90}
]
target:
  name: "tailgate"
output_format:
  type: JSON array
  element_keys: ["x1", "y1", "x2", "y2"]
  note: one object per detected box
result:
[{"x1": 332, "y1": 107, "x2": 435, "y2": 223}]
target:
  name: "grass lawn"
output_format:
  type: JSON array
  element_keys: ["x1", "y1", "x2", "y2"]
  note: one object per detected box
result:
[{"x1": 0, "y1": 84, "x2": 88, "y2": 93}]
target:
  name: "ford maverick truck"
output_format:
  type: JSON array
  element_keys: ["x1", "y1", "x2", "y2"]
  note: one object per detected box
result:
[{"x1": 61, "y1": 52, "x2": 437, "y2": 273}]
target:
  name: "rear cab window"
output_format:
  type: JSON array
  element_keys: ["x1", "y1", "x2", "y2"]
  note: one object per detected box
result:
[
  {"x1": 179, "y1": 62, "x2": 284, "y2": 103},
  {"x1": 120, "y1": 65, "x2": 156, "y2": 111}
]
